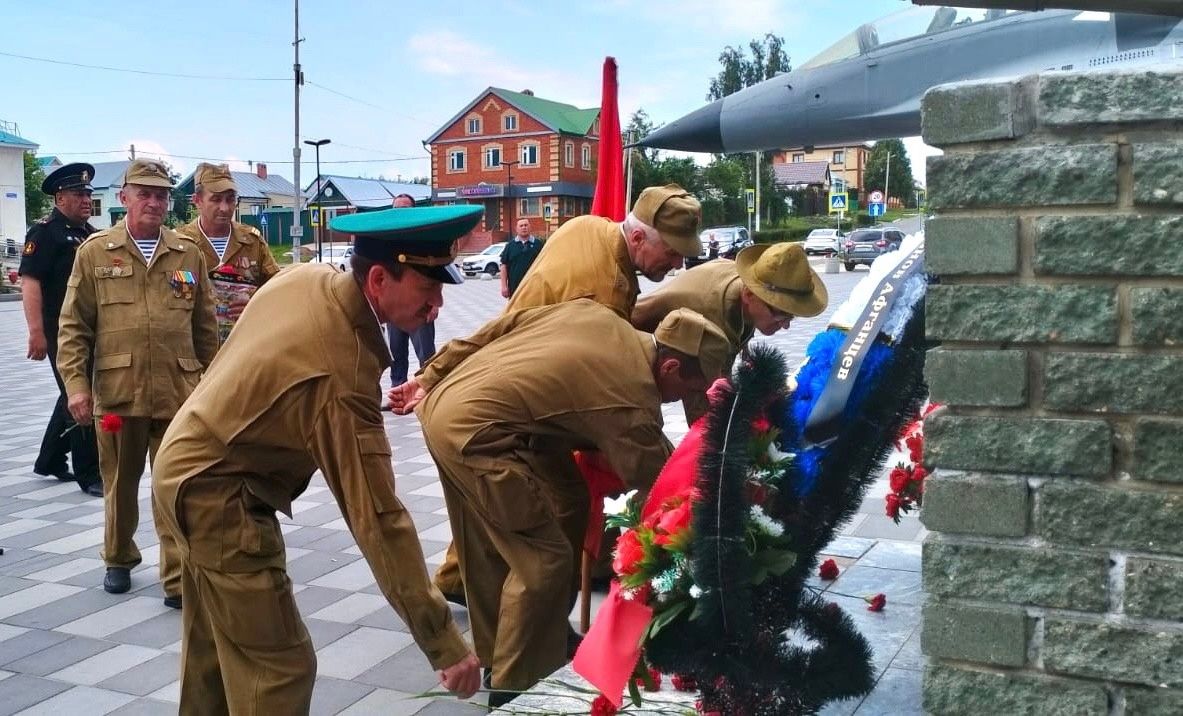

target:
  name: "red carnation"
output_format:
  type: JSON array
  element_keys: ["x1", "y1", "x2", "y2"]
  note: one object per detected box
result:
[
  {"x1": 818, "y1": 558, "x2": 840, "y2": 581},
  {"x1": 866, "y1": 593, "x2": 887, "y2": 612},
  {"x1": 889, "y1": 466, "x2": 910, "y2": 493},
  {"x1": 612, "y1": 530, "x2": 645, "y2": 576},
  {"x1": 591, "y1": 694, "x2": 618, "y2": 716},
  {"x1": 671, "y1": 673, "x2": 698, "y2": 692},
  {"x1": 885, "y1": 493, "x2": 902, "y2": 519},
  {"x1": 752, "y1": 415, "x2": 771, "y2": 433},
  {"x1": 99, "y1": 414, "x2": 123, "y2": 433},
  {"x1": 911, "y1": 466, "x2": 929, "y2": 484},
  {"x1": 745, "y1": 480, "x2": 768, "y2": 506},
  {"x1": 634, "y1": 666, "x2": 662, "y2": 691},
  {"x1": 656, "y1": 499, "x2": 692, "y2": 538}
]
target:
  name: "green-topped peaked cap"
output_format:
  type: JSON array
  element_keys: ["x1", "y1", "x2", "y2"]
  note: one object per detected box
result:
[{"x1": 330, "y1": 204, "x2": 484, "y2": 285}]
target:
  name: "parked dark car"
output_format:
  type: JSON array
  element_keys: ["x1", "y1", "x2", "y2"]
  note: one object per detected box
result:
[
  {"x1": 686, "y1": 226, "x2": 753, "y2": 268},
  {"x1": 840, "y1": 227, "x2": 906, "y2": 271}
]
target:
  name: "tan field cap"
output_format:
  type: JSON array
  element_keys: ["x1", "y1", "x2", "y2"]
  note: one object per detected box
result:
[
  {"x1": 632, "y1": 184, "x2": 702, "y2": 257},
  {"x1": 123, "y1": 159, "x2": 175, "y2": 188},
  {"x1": 194, "y1": 163, "x2": 237, "y2": 194},
  {"x1": 736, "y1": 242, "x2": 828, "y2": 317},
  {"x1": 654, "y1": 307, "x2": 730, "y2": 379}
]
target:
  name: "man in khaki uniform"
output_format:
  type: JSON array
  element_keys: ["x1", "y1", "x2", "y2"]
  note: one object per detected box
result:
[
  {"x1": 633, "y1": 242, "x2": 829, "y2": 423},
  {"x1": 504, "y1": 183, "x2": 702, "y2": 318},
  {"x1": 431, "y1": 183, "x2": 704, "y2": 603},
  {"x1": 152, "y1": 205, "x2": 483, "y2": 714},
  {"x1": 177, "y1": 163, "x2": 281, "y2": 342},
  {"x1": 58, "y1": 159, "x2": 218, "y2": 606},
  {"x1": 393, "y1": 300, "x2": 727, "y2": 705}
]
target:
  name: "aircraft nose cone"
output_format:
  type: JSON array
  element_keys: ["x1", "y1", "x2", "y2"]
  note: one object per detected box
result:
[{"x1": 636, "y1": 99, "x2": 724, "y2": 153}]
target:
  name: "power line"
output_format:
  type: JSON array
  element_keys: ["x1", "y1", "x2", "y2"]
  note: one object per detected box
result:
[
  {"x1": 48, "y1": 148, "x2": 427, "y2": 165},
  {"x1": 0, "y1": 50, "x2": 287, "y2": 81},
  {"x1": 305, "y1": 81, "x2": 435, "y2": 126}
]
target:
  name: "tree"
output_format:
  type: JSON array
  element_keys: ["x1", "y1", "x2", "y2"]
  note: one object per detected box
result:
[
  {"x1": 707, "y1": 33, "x2": 790, "y2": 102},
  {"x1": 24, "y1": 152, "x2": 49, "y2": 223},
  {"x1": 863, "y1": 139, "x2": 915, "y2": 205}
]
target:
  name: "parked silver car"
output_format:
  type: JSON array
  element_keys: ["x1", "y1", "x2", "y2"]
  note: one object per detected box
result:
[
  {"x1": 803, "y1": 229, "x2": 842, "y2": 255},
  {"x1": 840, "y1": 228, "x2": 905, "y2": 271}
]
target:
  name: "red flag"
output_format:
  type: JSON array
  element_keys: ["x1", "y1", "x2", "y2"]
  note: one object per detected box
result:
[
  {"x1": 590, "y1": 57, "x2": 625, "y2": 221},
  {"x1": 572, "y1": 581, "x2": 653, "y2": 708}
]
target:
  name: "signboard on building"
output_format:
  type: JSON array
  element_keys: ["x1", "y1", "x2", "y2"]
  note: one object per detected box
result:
[{"x1": 457, "y1": 184, "x2": 504, "y2": 198}]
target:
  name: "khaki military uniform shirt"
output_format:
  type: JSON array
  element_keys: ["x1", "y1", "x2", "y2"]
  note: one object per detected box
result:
[
  {"x1": 152, "y1": 265, "x2": 468, "y2": 670},
  {"x1": 57, "y1": 220, "x2": 219, "y2": 418},
  {"x1": 177, "y1": 219, "x2": 281, "y2": 286},
  {"x1": 418, "y1": 300, "x2": 672, "y2": 489},
  {"x1": 631, "y1": 260, "x2": 753, "y2": 422},
  {"x1": 504, "y1": 216, "x2": 639, "y2": 319}
]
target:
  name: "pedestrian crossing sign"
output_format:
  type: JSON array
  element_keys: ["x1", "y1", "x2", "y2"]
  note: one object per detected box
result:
[{"x1": 829, "y1": 192, "x2": 848, "y2": 213}]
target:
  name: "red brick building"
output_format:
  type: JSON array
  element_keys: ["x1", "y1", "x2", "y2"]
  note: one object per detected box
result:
[{"x1": 426, "y1": 87, "x2": 599, "y2": 249}]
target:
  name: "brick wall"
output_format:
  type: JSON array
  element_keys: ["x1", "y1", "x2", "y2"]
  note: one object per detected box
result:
[{"x1": 919, "y1": 68, "x2": 1183, "y2": 715}]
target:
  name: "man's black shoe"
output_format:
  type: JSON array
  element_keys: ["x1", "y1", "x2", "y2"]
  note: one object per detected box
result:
[
  {"x1": 80, "y1": 482, "x2": 103, "y2": 497},
  {"x1": 103, "y1": 567, "x2": 131, "y2": 594},
  {"x1": 163, "y1": 595, "x2": 182, "y2": 609},
  {"x1": 441, "y1": 590, "x2": 467, "y2": 608},
  {"x1": 35, "y1": 466, "x2": 74, "y2": 482}
]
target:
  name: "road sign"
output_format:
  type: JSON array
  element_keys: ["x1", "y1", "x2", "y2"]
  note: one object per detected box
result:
[
  {"x1": 828, "y1": 192, "x2": 848, "y2": 213},
  {"x1": 310, "y1": 208, "x2": 320, "y2": 227},
  {"x1": 869, "y1": 202, "x2": 885, "y2": 217},
  {"x1": 259, "y1": 214, "x2": 269, "y2": 227},
  {"x1": 869, "y1": 190, "x2": 884, "y2": 204},
  {"x1": 290, "y1": 225, "x2": 304, "y2": 238},
  {"x1": 745, "y1": 188, "x2": 755, "y2": 212}
]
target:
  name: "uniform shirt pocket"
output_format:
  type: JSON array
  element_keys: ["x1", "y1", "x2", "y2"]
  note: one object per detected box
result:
[
  {"x1": 357, "y1": 429, "x2": 403, "y2": 515},
  {"x1": 93, "y1": 352, "x2": 134, "y2": 406},
  {"x1": 94, "y1": 272, "x2": 136, "y2": 305}
]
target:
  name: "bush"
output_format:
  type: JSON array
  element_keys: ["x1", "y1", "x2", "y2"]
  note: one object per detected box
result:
[{"x1": 753, "y1": 228, "x2": 807, "y2": 244}]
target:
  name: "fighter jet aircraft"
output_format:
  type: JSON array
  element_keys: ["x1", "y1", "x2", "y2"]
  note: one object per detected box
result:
[{"x1": 638, "y1": 5, "x2": 1183, "y2": 153}]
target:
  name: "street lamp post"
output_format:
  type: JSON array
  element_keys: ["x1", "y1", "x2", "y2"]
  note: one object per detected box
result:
[
  {"x1": 502, "y1": 159, "x2": 519, "y2": 235},
  {"x1": 304, "y1": 138, "x2": 330, "y2": 261}
]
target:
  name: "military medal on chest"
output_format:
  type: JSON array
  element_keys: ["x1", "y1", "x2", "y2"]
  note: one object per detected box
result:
[{"x1": 170, "y1": 269, "x2": 197, "y2": 299}]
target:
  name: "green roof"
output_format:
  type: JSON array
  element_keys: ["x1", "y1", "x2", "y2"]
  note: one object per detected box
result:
[
  {"x1": 490, "y1": 88, "x2": 599, "y2": 135},
  {"x1": 425, "y1": 87, "x2": 599, "y2": 144},
  {"x1": 0, "y1": 129, "x2": 37, "y2": 149}
]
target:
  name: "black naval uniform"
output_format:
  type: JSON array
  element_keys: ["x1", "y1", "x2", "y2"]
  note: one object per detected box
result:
[{"x1": 20, "y1": 208, "x2": 100, "y2": 488}]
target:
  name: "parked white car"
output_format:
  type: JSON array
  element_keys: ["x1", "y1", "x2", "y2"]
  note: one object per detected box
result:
[
  {"x1": 309, "y1": 244, "x2": 353, "y2": 271},
  {"x1": 803, "y1": 229, "x2": 842, "y2": 255},
  {"x1": 459, "y1": 243, "x2": 507, "y2": 276}
]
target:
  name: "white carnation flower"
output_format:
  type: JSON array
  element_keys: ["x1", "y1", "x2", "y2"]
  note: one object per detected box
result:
[
  {"x1": 603, "y1": 490, "x2": 638, "y2": 516},
  {"x1": 750, "y1": 505, "x2": 785, "y2": 537}
]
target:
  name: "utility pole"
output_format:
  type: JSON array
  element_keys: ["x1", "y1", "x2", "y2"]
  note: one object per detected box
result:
[
  {"x1": 884, "y1": 150, "x2": 893, "y2": 214},
  {"x1": 291, "y1": 0, "x2": 304, "y2": 264},
  {"x1": 754, "y1": 151, "x2": 761, "y2": 232},
  {"x1": 624, "y1": 130, "x2": 635, "y2": 213},
  {"x1": 129, "y1": 144, "x2": 136, "y2": 160}
]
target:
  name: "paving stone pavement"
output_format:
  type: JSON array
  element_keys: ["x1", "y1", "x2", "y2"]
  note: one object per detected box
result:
[{"x1": 0, "y1": 252, "x2": 925, "y2": 715}]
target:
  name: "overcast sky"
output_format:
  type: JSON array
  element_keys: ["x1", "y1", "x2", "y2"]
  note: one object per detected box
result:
[{"x1": 1, "y1": 0, "x2": 936, "y2": 186}]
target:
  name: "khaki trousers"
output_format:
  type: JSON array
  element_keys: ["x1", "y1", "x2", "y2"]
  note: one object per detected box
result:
[
  {"x1": 169, "y1": 475, "x2": 316, "y2": 716},
  {"x1": 433, "y1": 449, "x2": 591, "y2": 612},
  {"x1": 426, "y1": 440, "x2": 573, "y2": 692},
  {"x1": 96, "y1": 416, "x2": 182, "y2": 596}
]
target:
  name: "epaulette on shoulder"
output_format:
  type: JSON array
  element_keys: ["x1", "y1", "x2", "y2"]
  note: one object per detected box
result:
[{"x1": 166, "y1": 227, "x2": 201, "y2": 245}]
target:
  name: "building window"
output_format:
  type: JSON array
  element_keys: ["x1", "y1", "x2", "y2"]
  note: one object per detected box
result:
[
  {"x1": 520, "y1": 143, "x2": 539, "y2": 167},
  {"x1": 792, "y1": 153, "x2": 805, "y2": 163},
  {"x1": 503, "y1": 112, "x2": 518, "y2": 131},
  {"x1": 484, "y1": 146, "x2": 502, "y2": 169},
  {"x1": 832, "y1": 150, "x2": 845, "y2": 164},
  {"x1": 91, "y1": 198, "x2": 102, "y2": 216},
  {"x1": 581, "y1": 143, "x2": 591, "y2": 170},
  {"x1": 564, "y1": 141, "x2": 574, "y2": 168},
  {"x1": 520, "y1": 197, "x2": 541, "y2": 216},
  {"x1": 448, "y1": 149, "x2": 466, "y2": 172},
  {"x1": 466, "y1": 115, "x2": 482, "y2": 135}
]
